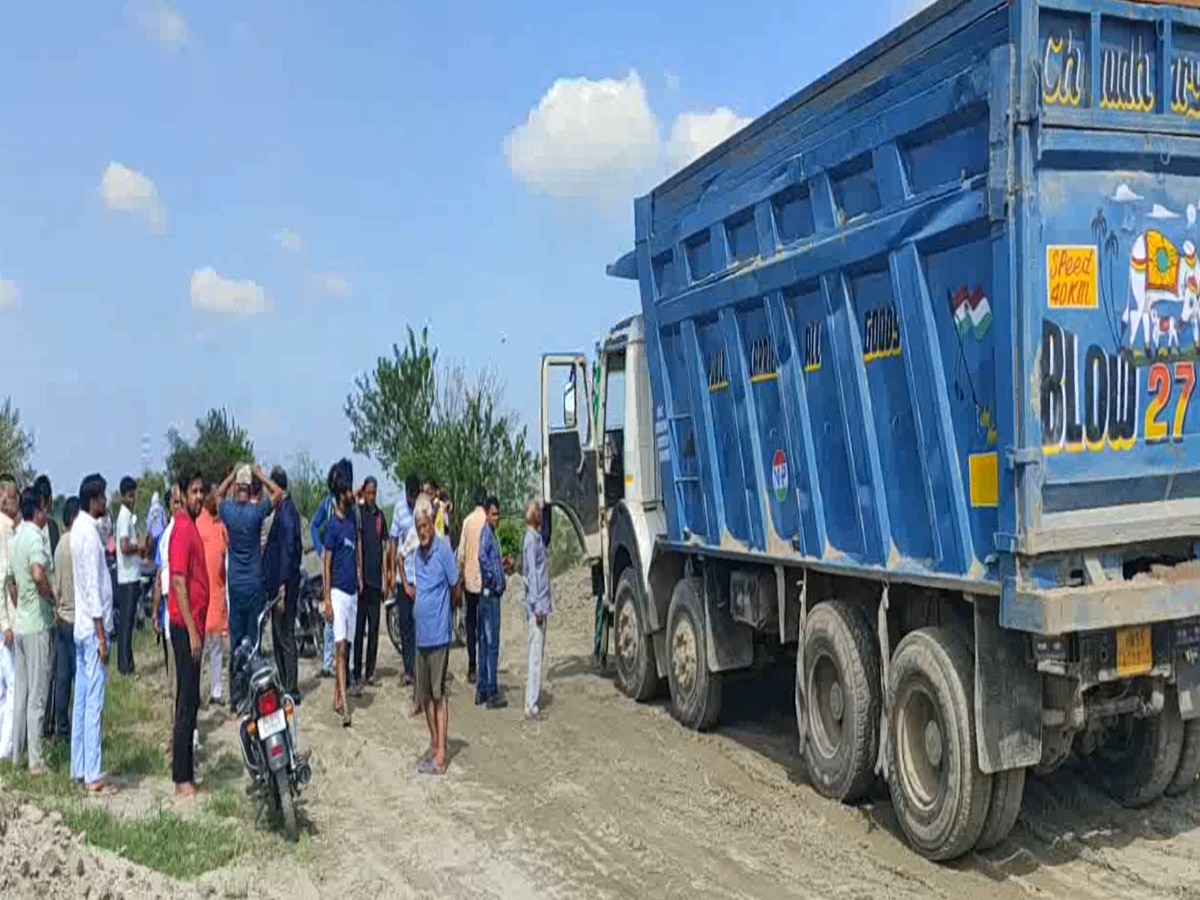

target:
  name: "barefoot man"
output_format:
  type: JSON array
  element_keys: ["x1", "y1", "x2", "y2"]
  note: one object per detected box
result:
[{"x1": 413, "y1": 494, "x2": 459, "y2": 775}]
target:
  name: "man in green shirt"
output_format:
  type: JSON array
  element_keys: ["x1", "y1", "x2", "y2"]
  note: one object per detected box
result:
[{"x1": 11, "y1": 487, "x2": 55, "y2": 773}]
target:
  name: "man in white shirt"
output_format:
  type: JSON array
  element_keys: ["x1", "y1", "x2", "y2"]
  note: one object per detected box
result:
[
  {"x1": 0, "y1": 478, "x2": 18, "y2": 760},
  {"x1": 114, "y1": 475, "x2": 143, "y2": 675},
  {"x1": 71, "y1": 474, "x2": 117, "y2": 795}
]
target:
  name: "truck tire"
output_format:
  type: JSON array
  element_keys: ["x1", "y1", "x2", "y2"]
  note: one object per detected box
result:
[
  {"x1": 801, "y1": 600, "x2": 881, "y2": 803},
  {"x1": 1084, "y1": 695, "x2": 1184, "y2": 808},
  {"x1": 974, "y1": 767, "x2": 1025, "y2": 851},
  {"x1": 886, "y1": 628, "x2": 993, "y2": 861},
  {"x1": 614, "y1": 568, "x2": 658, "y2": 702},
  {"x1": 666, "y1": 577, "x2": 723, "y2": 731},
  {"x1": 1166, "y1": 717, "x2": 1200, "y2": 797}
]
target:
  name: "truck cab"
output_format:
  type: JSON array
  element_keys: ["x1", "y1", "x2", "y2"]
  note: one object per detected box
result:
[{"x1": 541, "y1": 316, "x2": 666, "y2": 672}]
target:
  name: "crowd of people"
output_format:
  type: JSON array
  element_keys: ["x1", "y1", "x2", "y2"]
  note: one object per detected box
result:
[{"x1": 0, "y1": 457, "x2": 554, "y2": 795}]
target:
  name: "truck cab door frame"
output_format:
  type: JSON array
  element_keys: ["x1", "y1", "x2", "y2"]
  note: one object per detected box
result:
[{"x1": 541, "y1": 354, "x2": 602, "y2": 561}]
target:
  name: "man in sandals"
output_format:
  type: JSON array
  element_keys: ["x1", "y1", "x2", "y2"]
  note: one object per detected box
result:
[{"x1": 413, "y1": 494, "x2": 459, "y2": 775}]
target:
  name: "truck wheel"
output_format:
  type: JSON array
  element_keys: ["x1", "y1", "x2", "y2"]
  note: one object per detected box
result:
[
  {"x1": 1166, "y1": 717, "x2": 1200, "y2": 797},
  {"x1": 666, "y1": 578, "x2": 722, "y2": 730},
  {"x1": 887, "y1": 628, "x2": 993, "y2": 861},
  {"x1": 1085, "y1": 692, "x2": 1185, "y2": 807},
  {"x1": 614, "y1": 568, "x2": 658, "y2": 702},
  {"x1": 801, "y1": 600, "x2": 880, "y2": 803},
  {"x1": 975, "y1": 767, "x2": 1025, "y2": 851}
]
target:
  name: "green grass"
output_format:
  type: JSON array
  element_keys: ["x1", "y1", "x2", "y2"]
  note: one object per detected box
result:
[
  {"x1": 0, "y1": 627, "x2": 269, "y2": 880},
  {"x1": 59, "y1": 805, "x2": 251, "y2": 880}
]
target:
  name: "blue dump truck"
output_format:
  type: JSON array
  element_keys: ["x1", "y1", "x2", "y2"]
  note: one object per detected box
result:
[{"x1": 540, "y1": 0, "x2": 1200, "y2": 860}]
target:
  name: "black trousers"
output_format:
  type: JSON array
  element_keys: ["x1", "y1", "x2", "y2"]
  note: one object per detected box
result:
[
  {"x1": 397, "y1": 588, "x2": 416, "y2": 678},
  {"x1": 116, "y1": 582, "x2": 139, "y2": 674},
  {"x1": 170, "y1": 629, "x2": 200, "y2": 786},
  {"x1": 271, "y1": 577, "x2": 301, "y2": 697},
  {"x1": 464, "y1": 591, "x2": 480, "y2": 671},
  {"x1": 353, "y1": 585, "x2": 382, "y2": 683}
]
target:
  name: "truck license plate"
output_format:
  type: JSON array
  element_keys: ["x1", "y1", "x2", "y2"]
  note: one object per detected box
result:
[
  {"x1": 258, "y1": 709, "x2": 287, "y2": 739},
  {"x1": 1116, "y1": 627, "x2": 1153, "y2": 678}
]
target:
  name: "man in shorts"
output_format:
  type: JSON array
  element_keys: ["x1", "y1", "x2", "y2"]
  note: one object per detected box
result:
[
  {"x1": 322, "y1": 464, "x2": 361, "y2": 727},
  {"x1": 413, "y1": 493, "x2": 459, "y2": 775}
]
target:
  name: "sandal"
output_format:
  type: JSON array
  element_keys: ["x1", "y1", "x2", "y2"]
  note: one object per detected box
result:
[{"x1": 86, "y1": 780, "x2": 118, "y2": 796}]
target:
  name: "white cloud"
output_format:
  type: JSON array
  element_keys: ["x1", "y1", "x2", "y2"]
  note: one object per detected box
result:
[
  {"x1": 0, "y1": 279, "x2": 17, "y2": 310},
  {"x1": 134, "y1": 1, "x2": 188, "y2": 50},
  {"x1": 99, "y1": 162, "x2": 165, "y2": 232},
  {"x1": 275, "y1": 229, "x2": 303, "y2": 253},
  {"x1": 503, "y1": 70, "x2": 661, "y2": 200},
  {"x1": 316, "y1": 272, "x2": 352, "y2": 298},
  {"x1": 190, "y1": 267, "x2": 267, "y2": 316},
  {"x1": 504, "y1": 70, "x2": 754, "y2": 202},
  {"x1": 666, "y1": 108, "x2": 753, "y2": 172}
]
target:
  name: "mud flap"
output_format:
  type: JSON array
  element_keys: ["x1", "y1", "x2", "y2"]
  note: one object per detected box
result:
[
  {"x1": 974, "y1": 596, "x2": 1042, "y2": 774},
  {"x1": 795, "y1": 575, "x2": 809, "y2": 754},
  {"x1": 702, "y1": 568, "x2": 754, "y2": 673},
  {"x1": 1177, "y1": 652, "x2": 1200, "y2": 721},
  {"x1": 875, "y1": 585, "x2": 891, "y2": 779}
]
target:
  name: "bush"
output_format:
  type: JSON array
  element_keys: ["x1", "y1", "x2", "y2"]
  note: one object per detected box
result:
[{"x1": 496, "y1": 518, "x2": 523, "y2": 564}]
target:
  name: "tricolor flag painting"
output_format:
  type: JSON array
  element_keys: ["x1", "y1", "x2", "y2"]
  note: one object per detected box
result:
[{"x1": 951, "y1": 286, "x2": 993, "y2": 340}]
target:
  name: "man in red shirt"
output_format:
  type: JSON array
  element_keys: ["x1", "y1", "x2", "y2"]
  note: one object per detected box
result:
[{"x1": 168, "y1": 470, "x2": 210, "y2": 800}]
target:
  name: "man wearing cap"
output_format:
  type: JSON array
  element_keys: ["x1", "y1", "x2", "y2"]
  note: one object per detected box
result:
[{"x1": 216, "y1": 463, "x2": 283, "y2": 711}]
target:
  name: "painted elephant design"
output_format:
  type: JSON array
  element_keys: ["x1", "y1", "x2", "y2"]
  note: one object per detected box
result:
[{"x1": 1124, "y1": 230, "x2": 1200, "y2": 351}]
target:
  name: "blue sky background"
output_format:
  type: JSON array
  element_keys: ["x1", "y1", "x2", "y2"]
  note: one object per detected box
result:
[{"x1": 0, "y1": 0, "x2": 928, "y2": 498}]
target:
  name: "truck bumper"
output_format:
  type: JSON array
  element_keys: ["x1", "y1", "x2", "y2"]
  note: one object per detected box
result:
[{"x1": 1002, "y1": 576, "x2": 1200, "y2": 635}]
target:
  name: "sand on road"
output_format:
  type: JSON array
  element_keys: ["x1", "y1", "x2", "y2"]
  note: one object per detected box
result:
[
  {"x1": 5, "y1": 566, "x2": 1200, "y2": 899},
  {"x1": 246, "y1": 568, "x2": 1200, "y2": 900}
]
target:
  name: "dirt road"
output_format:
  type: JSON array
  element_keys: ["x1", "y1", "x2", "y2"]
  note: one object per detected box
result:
[
  {"x1": 240, "y1": 568, "x2": 1200, "y2": 900},
  {"x1": 6, "y1": 566, "x2": 1200, "y2": 899}
]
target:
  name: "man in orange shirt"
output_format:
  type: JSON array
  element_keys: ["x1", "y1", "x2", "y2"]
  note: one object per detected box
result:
[{"x1": 197, "y1": 487, "x2": 228, "y2": 707}]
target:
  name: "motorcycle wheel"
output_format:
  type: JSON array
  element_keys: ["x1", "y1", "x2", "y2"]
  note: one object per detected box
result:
[
  {"x1": 274, "y1": 768, "x2": 298, "y2": 842},
  {"x1": 386, "y1": 603, "x2": 403, "y2": 656}
]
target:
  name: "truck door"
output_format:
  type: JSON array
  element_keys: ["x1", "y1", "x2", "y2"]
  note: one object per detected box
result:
[{"x1": 541, "y1": 354, "x2": 601, "y2": 560}]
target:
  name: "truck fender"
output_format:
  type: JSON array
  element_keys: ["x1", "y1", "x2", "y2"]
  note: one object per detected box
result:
[
  {"x1": 610, "y1": 501, "x2": 669, "y2": 632},
  {"x1": 973, "y1": 596, "x2": 1042, "y2": 774}
]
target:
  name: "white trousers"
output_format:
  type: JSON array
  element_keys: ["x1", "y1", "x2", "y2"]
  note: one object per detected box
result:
[
  {"x1": 525, "y1": 617, "x2": 547, "y2": 714},
  {"x1": 0, "y1": 641, "x2": 14, "y2": 759}
]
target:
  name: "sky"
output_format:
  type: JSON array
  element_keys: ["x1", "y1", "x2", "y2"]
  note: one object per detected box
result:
[{"x1": 0, "y1": 0, "x2": 933, "y2": 496}]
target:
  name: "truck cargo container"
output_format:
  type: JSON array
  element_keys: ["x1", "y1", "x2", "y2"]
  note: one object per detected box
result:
[{"x1": 540, "y1": 0, "x2": 1200, "y2": 860}]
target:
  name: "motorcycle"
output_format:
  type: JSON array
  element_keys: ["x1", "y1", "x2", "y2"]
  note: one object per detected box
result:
[
  {"x1": 232, "y1": 595, "x2": 311, "y2": 841},
  {"x1": 295, "y1": 572, "x2": 325, "y2": 659},
  {"x1": 384, "y1": 587, "x2": 467, "y2": 656}
]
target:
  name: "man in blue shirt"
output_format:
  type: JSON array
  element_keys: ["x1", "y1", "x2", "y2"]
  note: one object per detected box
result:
[
  {"x1": 217, "y1": 463, "x2": 283, "y2": 712},
  {"x1": 309, "y1": 492, "x2": 336, "y2": 677},
  {"x1": 476, "y1": 496, "x2": 507, "y2": 709},
  {"x1": 264, "y1": 466, "x2": 303, "y2": 702},
  {"x1": 322, "y1": 463, "x2": 361, "y2": 727},
  {"x1": 413, "y1": 494, "x2": 459, "y2": 775}
]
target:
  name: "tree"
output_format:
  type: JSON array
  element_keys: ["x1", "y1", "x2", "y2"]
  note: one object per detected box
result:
[
  {"x1": 0, "y1": 398, "x2": 35, "y2": 485},
  {"x1": 287, "y1": 450, "x2": 325, "y2": 521},
  {"x1": 345, "y1": 327, "x2": 538, "y2": 534},
  {"x1": 166, "y1": 408, "x2": 255, "y2": 489}
]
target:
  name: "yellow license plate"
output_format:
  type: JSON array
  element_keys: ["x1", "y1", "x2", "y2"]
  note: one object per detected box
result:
[{"x1": 1116, "y1": 627, "x2": 1153, "y2": 678}]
